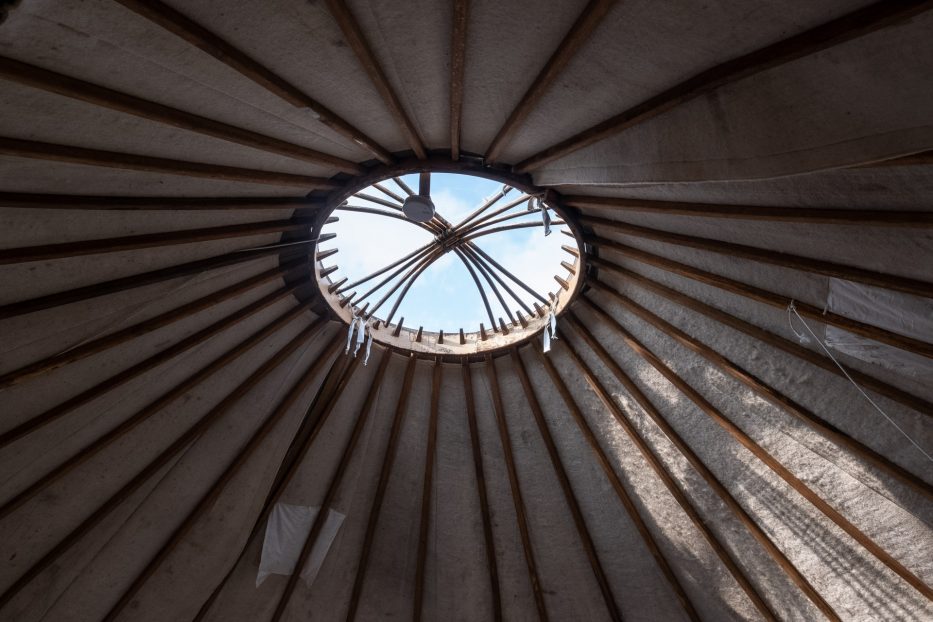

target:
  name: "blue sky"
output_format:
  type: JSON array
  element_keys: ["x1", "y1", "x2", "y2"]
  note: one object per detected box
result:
[{"x1": 319, "y1": 173, "x2": 568, "y2": 332}]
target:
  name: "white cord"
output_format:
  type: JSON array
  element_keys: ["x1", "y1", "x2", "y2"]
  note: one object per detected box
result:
[
  {"x1": 786, "y1": 302, "x2": 810, "y2": 343},
  {"x1": 787, "y1": 301, "x2": 933, "y2": 463},
  {"x1": 234, "y1": 239, "x2": 312, "y2": 253}
]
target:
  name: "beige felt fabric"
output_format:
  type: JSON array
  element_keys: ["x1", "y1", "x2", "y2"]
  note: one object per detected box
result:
[{"x1": 0, "y1": 1, "x2": 931, "y2": 621}]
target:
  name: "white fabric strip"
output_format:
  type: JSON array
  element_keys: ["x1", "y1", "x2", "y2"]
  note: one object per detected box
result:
[{"x1": 824, "y1": 278, "x2": 933, "y2": 380}]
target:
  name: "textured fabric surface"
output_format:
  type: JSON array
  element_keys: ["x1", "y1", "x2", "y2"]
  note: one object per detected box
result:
[{"x1": 0, "y1": 1, "x2": 931, "y2": 621}]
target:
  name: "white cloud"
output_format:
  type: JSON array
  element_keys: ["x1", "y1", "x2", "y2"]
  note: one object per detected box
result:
[
  {"x1": 472, "y1": 226, "x2": 568, "y2": 307},
  {"x1": 431, "y1": 187, "x2": 474, "y2": 222},
  {"x1": 323, "y1": 208, "x2": 432, "y2": 278}
]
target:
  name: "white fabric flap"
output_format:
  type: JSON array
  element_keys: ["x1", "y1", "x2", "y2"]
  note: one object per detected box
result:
[
  {"x1": 256, "y1": 503, "x2": 345, "y2": 588},
  {"x1": 824, "y1": 278, "x2": 933, "y2": 380}
]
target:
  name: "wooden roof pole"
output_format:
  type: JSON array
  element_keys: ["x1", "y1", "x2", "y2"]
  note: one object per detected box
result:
[
  {"x1": 865, "y1": 150, "x2": 933, "y2": 168},
  {"x1": 103, "y1": 330, "x2": 346, "y2": 621},
  {"x1": 352, "y1": 246, "x2": 438, "y2": 307},
  {"x1": 564, "y1": 195, "x2": 933, "y2": 227},
  {"x1": 113, "y1": 0, "x2": 392, "y2": 163},
  {"x1": 419, "y1": 171, "x2": 431, "y2": 197},
  {"x1": 0, "y1": 258, "x2": 303, "y2": 388},
  {"x1": 267, "y1": 351, "x2": 391, "y2": 622},
  {"x1": 450, "y1": 185, "x2": 513, "y2": 231},
  {"x1": 343, "y1": 354, "x2": 418, "y2": 621},
  {"x1": 393, "y1": 176, "x2": 416, "y2": 195},
  {"x1": 0, "y1": 137, "x2": 340, "y2": 189},
  {"x1": 460, "y1": 206, "x2": 551, "y2": 237},
  {"x1": 373, "y1": 182, "x2": 406, "y2": 203},
  {"x1": 484, "y1": 355, "x2": 549, "y2": 621},
  {"x1": 0, "y1": 308, "x2": 326, "y2": 524},
  {"x1": 0, "y1": 56, "x2": 363, "y2": 173},
  {"x1": 461, "y1": 362, "x2": 503, "y2": 620},
  {"x1": 193, "y1": 345, "x2": 365, "y2": 621},
  {"x1": 352, "y1": 190, "x2": 447, "y2": 239},
  {"x1": 454, "y1": 248, "x2": 498, "y2": 330},
  {"x1": 510, "y1": 349, "x2": 624, "y2": 622},
  {"x1": 461, "y1": 220, "x2": 565, "y2": 244},
  {"x1": 324, "y1": 0, "x2": 426, "y2": 159},
  {"x1": 485, "y1": 0, "x2": 615, "y2": 162},
  {"x1": 0, "y1": 192, "x2": 321, "y2": 211},
  {"x1": 586, "y1": 284, "x2": 932, "y2": 497},
  {"x1": 335, "y1": 239, "x2": 436, "y2": 295},
  {"x1": 0, "y1": 320, "x2": 328, "y2": 613},
  {"x1": 461, "y1": 245, "x2": 535, "y2": 316},
  {"x1": 582, "y1": 218, "x2": 933, "y2": 300},
  {"x1": 0, "y1": 284, "x2": 306, "y2": 450},
  {"x1": 413, "y1": 361, "x2": 443, "y2": 621},
  {"x1": 586, "y1": 243, "x2": 933, "y2": 360},
  {"x1": 559, "y1": 329, "x2": 794, "y2": 620},
  {"x1": 366, "y1": 249, "x2": 447, "y2": 322},
  {"x1": 469, "y1": 244, "x2": 550, "y2": 305},
  {"x1": 589, "y1": 255, "x2": 933, "y2": 415},
  {"x1": 516, "y1": 0, "x2": 933, "y2": 172},
  {"x1": 567, "y1": 312, "x2": 933, "y2": 601},
  {"x1": 339, "y1": 204, "x2": 434, "y2": 229},
  {"x1": 375, "y1": 244, "x2": 511, "y2": 328},
  {"x1": 0, "y1": 219, "x2": 313, "y2": 265},
  {"x1": 464, "y1": 249, "x2": 518, "y2": 324},
  {"x1": 0, "y1": 241, "x2": 314, "y2": 320},
  {"x1": 354, "y1": 191, "x2": 410, "y2": 211},
  {"x1": 457, "y1": 194, "x2": 534, "y2": 236},
  {"x1": 449, "y1": 0, "x2": 469, "y2": 160},
  {"x1": 533, "y1": 346, "x2": 702, "y2": 621}
]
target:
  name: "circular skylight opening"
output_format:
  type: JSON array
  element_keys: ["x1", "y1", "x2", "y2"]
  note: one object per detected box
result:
[{"x1": 313, "y1": 169, "x2": 584, "y2": 355}]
